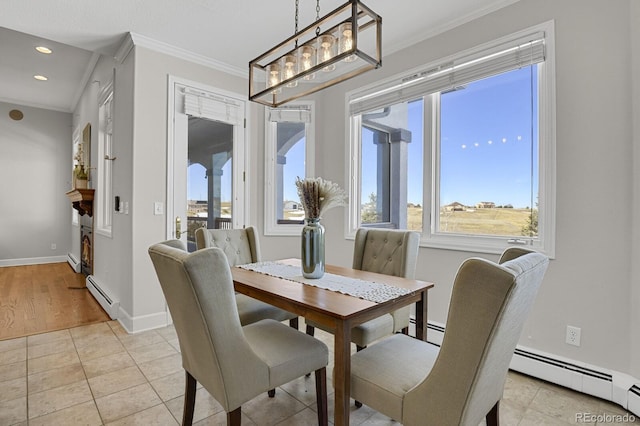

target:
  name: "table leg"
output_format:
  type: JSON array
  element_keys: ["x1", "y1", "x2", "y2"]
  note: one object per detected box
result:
[
  {"x1": 333, "y1": 321, "x2": 351, "y2": 426},
  {"x1": 415, "y1": 290, "x2": 428, "y2": 341}
]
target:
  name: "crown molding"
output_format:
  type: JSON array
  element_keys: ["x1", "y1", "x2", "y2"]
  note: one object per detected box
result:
[
  {"x1": 0, "y1": 96, "x2": 72, "y2": 113},
  {"x1": 126, "y1": 32, "x2": 247, "y2": 78},
  {"x1": 114, "y1": 33, "x2": 135, "y2": 64}
]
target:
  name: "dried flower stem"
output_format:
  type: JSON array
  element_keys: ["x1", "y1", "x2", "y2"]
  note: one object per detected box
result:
[{"x1": 295, "y1": 177, "x2": 346, "y2": 219}]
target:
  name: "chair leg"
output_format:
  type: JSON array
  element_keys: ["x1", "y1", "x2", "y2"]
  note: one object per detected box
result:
[
  {"x1": 289, "y1": 317, "x2": 299, "y2": 329},
  {"x1": 354, "y1": 345, "x2": 366, "y2": 408},
  {"x1": 183, "y1": 371, "x2": 197, "y2": 426},
  {"x1": 305, "y1": 325, "x2": 316, "y2": 378},
  {"x1": 227, "y1": 407, "x2": 241, "y2": 426},
  {"x1": 315, "y1": 367, "x2": 328, "y2": 426},
  {"x1": 486, "y1": 400, "x2": 500, "y2": 426}
]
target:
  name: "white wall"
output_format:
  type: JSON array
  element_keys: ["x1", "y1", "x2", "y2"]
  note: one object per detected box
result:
[
  {"x1": 128, "y1": 46, "x2": 246, "y2": 331},
  {"x1": 259, "y1": 0, "x2": 638, "y2": 376},
  {"x1": 0, "y1": 102, "x2": 72, "y2": 265}
]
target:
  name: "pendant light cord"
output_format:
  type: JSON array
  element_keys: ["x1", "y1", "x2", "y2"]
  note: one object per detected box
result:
[{"x1": 316, "y1": 0, "x2": 321, "y2": 36}]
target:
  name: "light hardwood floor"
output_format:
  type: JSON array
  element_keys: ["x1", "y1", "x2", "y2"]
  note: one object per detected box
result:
[{"x1": 0, "y1": 263, "x2": 110, "y2": 341}]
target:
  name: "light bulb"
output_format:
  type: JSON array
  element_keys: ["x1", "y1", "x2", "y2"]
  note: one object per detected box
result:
[
  {"x1": 266, "y1": 62, "x2": 282, "y2": 94},
  {"x1": 339, "y1": 22, "x2": 357, "y2": 62},
  {"x1": 297, "y1": 45, "x2": 316, "y2": 80},
  {"x1": 318, "y1": 34, "x2": 336, "y2": 72},
  {"x1": 282, "y1": 54, "x2": 298, "y2": 88}
]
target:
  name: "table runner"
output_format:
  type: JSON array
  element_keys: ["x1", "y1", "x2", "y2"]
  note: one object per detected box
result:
[{"x1": 237, "y1": 261, "x2": 410, "y2": 303}]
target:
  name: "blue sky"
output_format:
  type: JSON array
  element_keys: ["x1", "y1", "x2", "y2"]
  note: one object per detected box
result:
[{"x1": 361, "y1": 65, "x2": 538, "y2": 208}]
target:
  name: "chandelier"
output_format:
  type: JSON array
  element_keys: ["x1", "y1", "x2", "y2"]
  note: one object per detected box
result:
[{"x1": 249, "y1": 0, "x2": 382, "y2": 107}]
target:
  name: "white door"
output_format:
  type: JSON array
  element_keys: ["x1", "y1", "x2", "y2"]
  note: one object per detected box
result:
[{"x1": 168, "y1": 77, "x2": 247, "y2": 252}]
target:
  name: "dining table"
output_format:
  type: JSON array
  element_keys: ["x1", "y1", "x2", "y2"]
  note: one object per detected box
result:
[{"x1": 231, "y1": 258, "x2": 434, "y2": 426}]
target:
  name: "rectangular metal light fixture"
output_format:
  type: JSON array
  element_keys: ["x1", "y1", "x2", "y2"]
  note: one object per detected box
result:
[{"x1": 249, "y1": 0, "x2": 382, "y2": 107}]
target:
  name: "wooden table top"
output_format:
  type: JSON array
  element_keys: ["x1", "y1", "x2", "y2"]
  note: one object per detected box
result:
[{"x1": 231, "y1": 258, "x2": 434, "y2": 320}]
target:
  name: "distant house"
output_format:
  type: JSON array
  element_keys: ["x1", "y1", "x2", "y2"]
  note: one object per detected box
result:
[
  {"x1": 445, "y1": 201, "x2": 466, "y2": 212},
  {"x1": 284, "y1": 201, "x2": 301, "y2": 210},
  {"x1": 476, "y1": 201, "x2": 496, "y2": 209}
]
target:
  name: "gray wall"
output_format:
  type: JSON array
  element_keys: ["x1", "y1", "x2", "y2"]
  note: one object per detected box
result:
[{"x1": 0, "y1": 102, "x2": 72, "y2": 265}]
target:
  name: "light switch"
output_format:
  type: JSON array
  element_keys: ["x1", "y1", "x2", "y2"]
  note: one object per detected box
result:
[{"x1": 154, "y1": 202, "x2": 163, "y2": 215}]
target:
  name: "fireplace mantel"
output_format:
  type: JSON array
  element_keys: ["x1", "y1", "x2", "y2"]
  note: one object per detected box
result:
[{"x1": 66, "y1": 188, "x2": 94, "y2": 217}]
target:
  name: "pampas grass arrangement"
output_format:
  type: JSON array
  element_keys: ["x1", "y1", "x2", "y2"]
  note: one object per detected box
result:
[{"x1": 295, "y1": 177, "x2": 346, "y2": 219}]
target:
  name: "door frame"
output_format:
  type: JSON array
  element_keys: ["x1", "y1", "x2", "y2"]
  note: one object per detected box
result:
[{"x1": 166, "y1": 75, "x2": 249, "y2": 241}]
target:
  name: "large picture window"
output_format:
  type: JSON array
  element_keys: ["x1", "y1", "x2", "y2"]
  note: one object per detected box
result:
[
  {"x1": 264, "y1": 102, "x2": 315, "y2": 235},
  {"x1": 348, "y1": 22, "x2": 556, "y2": 256}
]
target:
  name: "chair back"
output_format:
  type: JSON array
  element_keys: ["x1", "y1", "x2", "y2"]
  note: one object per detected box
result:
[
  {"x1": 403, "y1": 248, "x2": 548, "y2": 426},
  {"x1": 148, "y1": 241, "x2": 268, "y2": 412},
  {"x1": 352, "y1": 228, "x2": 419, "y2": 278},
  {"x1": 195, "y1": 226, "x2": 261, "y2": 266}
]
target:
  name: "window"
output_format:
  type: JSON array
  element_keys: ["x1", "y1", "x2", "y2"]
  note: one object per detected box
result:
[
  {"x1": 348, "y1": 22, "x2": 556, "y2": 256},
  {"x1": 264, "y1": 102, "x2": 315, "y2": 235},
  {"x1": 96, "y1": 78, "x2": 114, "y2": 237}
]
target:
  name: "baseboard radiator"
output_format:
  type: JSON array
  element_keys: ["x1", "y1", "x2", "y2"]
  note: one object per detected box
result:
[
  {"x1": 418, "y1": 320, "x2": 639, "y2": 417},
  {"x1": 86, "y1": 275, "x2": 119, "y2": 320},
  {"x1": 67, "y1": 252, "x2": 81, "y2": 273}
]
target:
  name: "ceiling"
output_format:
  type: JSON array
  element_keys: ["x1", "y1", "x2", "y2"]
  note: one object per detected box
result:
[{"x1": 0, "y1": 0, "x2": 519, "y2": 113}]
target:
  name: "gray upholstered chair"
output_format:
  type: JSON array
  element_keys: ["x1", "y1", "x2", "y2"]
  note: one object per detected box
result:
[
  {"x1": 306, "y1": 228, "x2": 420, "y2": 349},
  {"x1": 348, "y1": 247, "x2": 549, "y2": 426},
  {"x1": 195, "y1": 227, "x2": 298, "y2": 328},
  {"x1": 148, "y1": 240, "x2": 329, "y2": 426}
]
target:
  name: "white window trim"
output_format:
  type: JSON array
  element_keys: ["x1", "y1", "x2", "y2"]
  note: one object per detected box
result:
[
  {"x1": 71, "y1": 126, "x2": 81, "y2": 227},
  {"x1": 264, "y1": 101, "x2": 315, "y2": 236},
  {"x1": 95, "y1": 77, "x2": 114, "y2": 238},
  {"x1": 345, "y1": 21, "x2": 556, "y2": 257}
]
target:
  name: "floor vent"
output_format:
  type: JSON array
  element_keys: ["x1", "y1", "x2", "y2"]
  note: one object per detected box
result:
[
  {"x1": 67, "y1": 252, "x2": 81, "y2": 273},
  {"x1": 86, "y1": 275, "x2": 119, "y2": 319}
]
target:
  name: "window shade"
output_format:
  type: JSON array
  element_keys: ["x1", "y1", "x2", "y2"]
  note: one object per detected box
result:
[
  {"x1": 184, "y1": 88, "x2": 243, "y2": 125},
  {"x1": 267, "y1": 105, "x2": 312, "y2": 123},
  {"x1": 349, "y1": 32, "x2": 545, "y2": 115}
]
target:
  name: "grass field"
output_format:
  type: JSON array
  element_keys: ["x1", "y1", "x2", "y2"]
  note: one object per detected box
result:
[
  {"x1": 407, "y1": 206, "x2": 535, "y2": 236},
  {"x1": 193, "y1": 201, "x2": 535, "y2": 238}
]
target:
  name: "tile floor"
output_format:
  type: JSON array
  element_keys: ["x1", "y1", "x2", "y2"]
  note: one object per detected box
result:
[{"x1": 0, "y1": 319, "x2": 638, "y2": 425}]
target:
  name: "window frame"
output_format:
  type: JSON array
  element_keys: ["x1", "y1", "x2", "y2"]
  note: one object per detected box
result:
[
  {"x1": 346, "y1": 22, "x2": 556, "y2": 257},
  {"x1": 95, "y1": 77, "x2": 114, "y2": 238},
  {"x1": 264, "y1": 101, "x2": 315, "y2": 236}
]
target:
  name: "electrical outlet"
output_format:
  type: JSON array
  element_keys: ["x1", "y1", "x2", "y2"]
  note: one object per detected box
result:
[{"x1": 566, "y1": 325, "x2": 581, "y2": 346}]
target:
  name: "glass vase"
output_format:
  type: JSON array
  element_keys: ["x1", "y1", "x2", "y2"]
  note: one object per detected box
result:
[{"x1": 301, "y1": 218, "x2": 325, "y2": 279}]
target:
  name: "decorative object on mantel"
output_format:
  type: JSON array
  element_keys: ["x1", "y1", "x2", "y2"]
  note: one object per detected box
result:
[
  {"x1": 296, "y1": 177, "x2": 346, "y2": 278},
  {"x1": 249, "y1": 0, "x2": 382, "y2": 107},
  {"x1": 66, "y1": 188, "x2": 94, "y2": 217},
  {"x1": 73, "y1": 123, "x2": 91, "y2": 189},
  {"x1": 74, "y1": 164, "x2": 88, "y2": 189}
]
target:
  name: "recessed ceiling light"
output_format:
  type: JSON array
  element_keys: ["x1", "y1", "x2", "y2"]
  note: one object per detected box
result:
[
  {"x1": 9, "y1": 109, "x2": 24, "y2": 121},
  {"x1": 34, "y1": 75, "x2": 48, "y2": 81},
  {"x1": 35, "y1": 46, "x2": 52, "y2": 54}
]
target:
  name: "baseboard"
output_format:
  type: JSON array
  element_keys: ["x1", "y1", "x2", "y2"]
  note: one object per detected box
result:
[
  {"x1": 421, "y1": 320, "x2": 639, "y2": 417},
  {"x1": 117, "y1": 308, "x2": 169, "y2": 334},
  {"x1": 0, "y1": 255, "x2": 67, "y2": 267}
]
